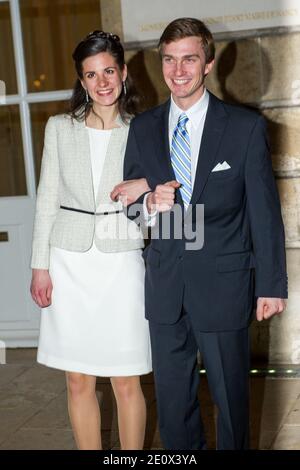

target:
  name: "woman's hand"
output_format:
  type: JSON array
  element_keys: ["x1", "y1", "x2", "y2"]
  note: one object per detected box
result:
[
  {"x1": 30, "y1": 269, "x2": 53, "y2": 308},
  {"x1": 110, "y1": 178, "x2": 151, "y2": 207}
]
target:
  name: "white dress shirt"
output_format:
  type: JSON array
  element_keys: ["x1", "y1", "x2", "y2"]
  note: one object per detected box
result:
[{"x1": 143, "y1": 89, "x2": 210, "y2": 223}]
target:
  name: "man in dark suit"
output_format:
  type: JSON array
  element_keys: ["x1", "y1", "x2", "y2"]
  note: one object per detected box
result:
[{"x1": 115, "y1": 18, "x2": 287, "y2": 450}]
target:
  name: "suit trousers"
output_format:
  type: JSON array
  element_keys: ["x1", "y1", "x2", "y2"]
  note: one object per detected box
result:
[{"x1": 149, "y1": 311, "x2": 250, "y2": 450}]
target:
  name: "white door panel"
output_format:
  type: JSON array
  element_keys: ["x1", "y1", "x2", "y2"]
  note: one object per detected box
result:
[{"x1": 0, "y1": 197, "x2": 40, "y2": 346}]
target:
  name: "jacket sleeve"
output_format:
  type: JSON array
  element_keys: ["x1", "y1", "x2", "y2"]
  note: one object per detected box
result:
[
  {"x1": 31, "y1": 117, "x2": 60, "y2": 269},
  {"x1": 245, "y1": 115, "x2": 288, "y2": 298},
  {"x1": 123, "y1": 121, "x2": 150, "y2": 221}
]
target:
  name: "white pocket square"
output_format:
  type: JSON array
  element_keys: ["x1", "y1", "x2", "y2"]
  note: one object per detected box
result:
[{"x1": 211, "y1": 161, "x2": 231, "y2": 172}]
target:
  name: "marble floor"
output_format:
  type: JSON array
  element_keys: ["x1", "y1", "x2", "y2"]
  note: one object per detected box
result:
[{"x1": 0, "y1": 349, "x2": 300, "y2": 450}]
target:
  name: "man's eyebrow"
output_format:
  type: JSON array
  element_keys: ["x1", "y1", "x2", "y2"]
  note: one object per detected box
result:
[
  {"x1": 182, "y1": 54, "x2": 200, "y2": 58},
  {"x1": 162, "y1": 54, "x2": 200, "y2": 59}
]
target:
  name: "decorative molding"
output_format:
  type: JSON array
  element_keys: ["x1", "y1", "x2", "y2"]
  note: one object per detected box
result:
[
  {"x1": 275, "y1": 172, "x2": 300, "y2": 179},
  {"x1": 286, "y1": 242, "x2": 300, "y2": 249},
  {"x1": 124, "y1": 25, "x2": 300, "y2": 51},
  {"x1": 256, "y1": 99, "x2": 300, "y2": 110}
]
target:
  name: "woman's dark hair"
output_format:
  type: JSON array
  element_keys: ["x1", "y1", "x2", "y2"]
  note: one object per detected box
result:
[{"x1": 69, "y1": 30, "x2": 139, "y2": 122}]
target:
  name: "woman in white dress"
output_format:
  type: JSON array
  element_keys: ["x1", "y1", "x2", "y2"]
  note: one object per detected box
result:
[{"x1": 30, "y1": 30, "x2": 152, "y2": 450}]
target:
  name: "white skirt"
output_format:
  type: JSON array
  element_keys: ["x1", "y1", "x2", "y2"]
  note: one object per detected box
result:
[{"x1": 37, "y1": 244, "x2": 152, "y2": 377}]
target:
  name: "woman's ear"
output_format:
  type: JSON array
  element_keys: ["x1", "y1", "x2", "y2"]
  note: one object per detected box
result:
[{"x1": 122, "y1": 64, "x2": 128, "y2": 82}]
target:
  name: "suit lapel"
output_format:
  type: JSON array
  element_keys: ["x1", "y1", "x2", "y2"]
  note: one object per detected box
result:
[
  {"x1": 151, "y1": 94, "x2": 228, "y2": 209},
  {"x1": 152, "y1": 100, "x2": 174, "y2": 181},
  {"x1": 73, "y1": 119, "x2": 95, "y2": 210},
  {"x1": 189, "y1": 93, "x2": 229, "y2": 207}
]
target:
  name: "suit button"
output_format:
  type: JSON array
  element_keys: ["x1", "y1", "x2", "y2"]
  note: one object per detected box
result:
[{"x1": 178, "y1": 255, "x2": 183, "y2": 260}]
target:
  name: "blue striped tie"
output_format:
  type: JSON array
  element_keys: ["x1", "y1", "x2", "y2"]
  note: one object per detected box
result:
[{"x1": 170, "y1": 113, "x2": 192, "y2": 209}]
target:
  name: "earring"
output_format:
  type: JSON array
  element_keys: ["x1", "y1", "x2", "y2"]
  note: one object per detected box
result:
[
  {"x1": 85, "y1": 89, "x2": 89, "y2": 103},
  {"x1": 123, "y1": 81, "x2": 127, "y2": 96}
]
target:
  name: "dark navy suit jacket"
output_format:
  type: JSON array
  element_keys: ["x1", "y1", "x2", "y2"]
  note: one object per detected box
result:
[{"x1": 124, "y1": 92, "x2": 288, "y2": 331}]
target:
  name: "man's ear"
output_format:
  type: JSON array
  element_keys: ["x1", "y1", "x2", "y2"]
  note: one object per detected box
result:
[{"x1": 204, "y1": 59, "x2": 215, "y2": 77}]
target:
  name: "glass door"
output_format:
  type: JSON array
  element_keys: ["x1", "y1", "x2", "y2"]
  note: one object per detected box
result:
[{"x1": 0, "y1": 0, "x2": 101, "y2": 347}]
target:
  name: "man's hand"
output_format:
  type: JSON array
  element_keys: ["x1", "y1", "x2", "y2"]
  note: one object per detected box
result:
[
  {"x1": 110, "y1": 178, "x2": 150, "y2": 207},
  {"x1": 256, "y1": 297, "x2": 286, "y2": 321},
  {"x1": 30, "y1": 269, "x2": 53, "y2": 308},
  {"x1": 147, "y1": 180, "x2": 181, "y2": 213}
]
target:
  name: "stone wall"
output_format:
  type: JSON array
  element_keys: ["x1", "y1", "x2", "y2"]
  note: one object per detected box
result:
[
  {"x1": 206, "y1": 34, "x2": 300, "y2": 364},
  {"x1": 100, "y1": 0, "x2": 300, "y2": 364}
]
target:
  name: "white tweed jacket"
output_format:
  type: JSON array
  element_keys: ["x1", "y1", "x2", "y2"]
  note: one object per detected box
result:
[{"x1": 31, "y1": 113, "x2": 144, "y2": 269}]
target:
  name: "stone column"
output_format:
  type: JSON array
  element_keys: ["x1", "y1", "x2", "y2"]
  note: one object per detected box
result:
[{"x1": 100, "y1": 0, "x2": 123, "y2": 39}]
